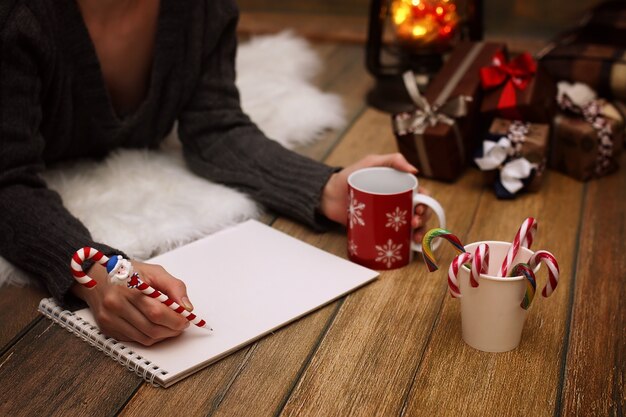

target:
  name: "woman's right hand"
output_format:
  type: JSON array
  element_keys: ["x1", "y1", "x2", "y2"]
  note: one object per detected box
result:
[{"x1": 72, "y1": 261, "x2": 194, "y2": 346}]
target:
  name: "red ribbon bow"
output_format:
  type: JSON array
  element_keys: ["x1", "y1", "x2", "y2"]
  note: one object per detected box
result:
[{"x1": 480, "y1": 51, "x2": 537, "y2": 119}]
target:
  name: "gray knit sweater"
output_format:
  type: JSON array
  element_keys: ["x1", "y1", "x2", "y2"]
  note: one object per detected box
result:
[{"x1": 0, "y1": 0, "x2": 336, "y2": 308}]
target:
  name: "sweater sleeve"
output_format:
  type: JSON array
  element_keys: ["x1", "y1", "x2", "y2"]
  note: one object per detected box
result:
[
  {"x1": 0, "y1": 8, "x2": 119, "y2": 309},
  {"x1": 176, "y1": 1, "x2": 338, "y2": 231}
]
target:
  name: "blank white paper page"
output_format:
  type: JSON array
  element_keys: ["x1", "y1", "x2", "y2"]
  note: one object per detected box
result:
[{"x1": 74, "y1": 220, "x2": 378, "y2": 386}]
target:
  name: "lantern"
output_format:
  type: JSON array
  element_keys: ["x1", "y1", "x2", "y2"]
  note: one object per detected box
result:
[{"x1": 366, "y1": 0, "x2": 483, "y2": 112}]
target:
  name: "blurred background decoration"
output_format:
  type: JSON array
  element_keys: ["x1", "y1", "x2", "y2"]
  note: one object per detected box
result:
[
  {"x1": 365, "y1": 0, "x2": 482, "y2": 111},
  {"x1": 236, "y1": 0, "x2": 604, "y2": 112},
  {"x1": 236, "y1": 0, "x2": 598, "y2": 45},
  {"x1": 390, "y1": 0, "x2": 461, "y2": 50}
]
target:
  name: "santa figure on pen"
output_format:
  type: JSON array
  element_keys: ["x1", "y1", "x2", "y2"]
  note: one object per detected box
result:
[{"x1": 105, "y1": 255, "x2": 140, "y2": 288}]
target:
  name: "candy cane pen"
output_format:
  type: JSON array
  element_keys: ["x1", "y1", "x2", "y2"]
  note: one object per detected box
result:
[{"x1": 71, "y1": 247, "x2": 212, "y2": 331}]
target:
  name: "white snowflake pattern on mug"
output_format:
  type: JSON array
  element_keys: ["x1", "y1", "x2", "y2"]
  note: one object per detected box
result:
[
  {"x1": 348, "y1": 189, "x2": 366, "y2": 229},
  {"x1": 348, "y1": 240, "x2": 358, "y2": 256},
  {"x1": 385, "y1": 207, "x2": 408, "y2": 232},
  {"x1": 375, "y1": 239, "x2": 403, "y2": 268}
]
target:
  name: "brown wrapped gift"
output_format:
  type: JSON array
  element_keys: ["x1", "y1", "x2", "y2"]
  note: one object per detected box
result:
[
  {"x1": 538, "y1": 43, "x2": 626, "y2": 102},
  {"x1": 482, "y1": 119, "x2": 549, "y2": 194},
  {"x1": 480, "y1": 52, "x2": 557, "y2": 125},
  {"x1": 393, "y1": 42, "x2": 506, "y2": 182},
  {"x1": 551, "y1": 101, "x2": 624, "y2": 181}
]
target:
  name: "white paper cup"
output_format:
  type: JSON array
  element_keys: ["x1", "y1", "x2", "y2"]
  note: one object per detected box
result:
[{"x1": 458, "y1": 241, "x2": 540, "y2": 353}]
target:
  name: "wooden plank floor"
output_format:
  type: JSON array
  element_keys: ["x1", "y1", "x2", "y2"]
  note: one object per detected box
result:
[{"x1": 0, "y1": 41, "x2": 624, "y2": 417}]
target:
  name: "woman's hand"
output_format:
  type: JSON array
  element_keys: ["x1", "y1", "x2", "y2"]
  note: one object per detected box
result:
[
  {"x1": 72, "y1": 261, "x2": 194, "y2": 346},
  {"x1": 319, "y1": 153, "x2": 431, "y2": 243}
]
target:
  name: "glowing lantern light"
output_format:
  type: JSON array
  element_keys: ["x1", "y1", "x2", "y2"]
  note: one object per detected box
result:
[{"x1": 390, "y1": 0, "x2": 460, "y2": 49}]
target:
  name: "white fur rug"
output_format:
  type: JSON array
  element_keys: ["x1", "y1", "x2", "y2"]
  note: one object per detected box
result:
[{"x1": 0, "y1": 31, "x2": 345, "y2": 286}]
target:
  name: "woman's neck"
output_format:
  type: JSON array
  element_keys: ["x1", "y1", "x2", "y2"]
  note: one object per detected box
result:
[
  {"x1": 76, "y1": 0, "x2": 161, "y2": 117},
  {"x1": 77, "y1": 0, "x2": 139, "y2": 24}
]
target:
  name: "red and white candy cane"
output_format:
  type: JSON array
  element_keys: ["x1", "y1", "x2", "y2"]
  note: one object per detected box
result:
[
  {"x1": 71, "y1": 247, "x2": 111, "y2": 288},
  {"x1": 126, "y1": 274, "x2": 211, "y2": 329},
  {"x1": 70, "y1": 247, "x2": 212, "y2": 331},
  {"x1": 528, "y1": 250, "x2": 560, "y2": 297},
  {"x1": 470, "y1": 243, "x2": 490, "y2": 288},
  {"x1": 499, "y1": 217, "x2": 538, "y2": 277},
  {"x1": 448, "y1": 252, "x2": 472, "y2": 298}
]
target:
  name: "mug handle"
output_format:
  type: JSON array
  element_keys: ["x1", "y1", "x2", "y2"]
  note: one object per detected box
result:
[{"x1": 410, "y1": 194, "x2": 446, "y2": 253}]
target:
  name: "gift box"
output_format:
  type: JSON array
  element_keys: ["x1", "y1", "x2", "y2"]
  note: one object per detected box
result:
[
  {"x1": 480, "y1": 51, "x2": 557, "y2": 125},
  {"x1": 474, "y1": 119, "x2": 549, "y2": 199},
  {"x1": 550, "y1": 82, "x2": 625, "y2": 181},
  {"x1": 538, "y1": 42, "x2": 626, "y2": 102},
  {"x1": 393, "y1": 42, "x2": 506, "y2": 182}
]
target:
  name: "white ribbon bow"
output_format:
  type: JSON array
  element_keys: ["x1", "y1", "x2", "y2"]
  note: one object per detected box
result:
[
  {"x1": 500, "y1": 158, "x2": 536, "y2": 194},
  {"x1": 474, "y1": 137, "x2": 514, "y2": 170},
  {"x1": 474, "y1": 137, "x2": 537, "y2": 194}
]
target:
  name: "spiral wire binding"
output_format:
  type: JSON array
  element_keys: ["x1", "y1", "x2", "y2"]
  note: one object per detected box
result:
[{"x1": 38, "y1": 298, "x2": 168, "y2": 387}]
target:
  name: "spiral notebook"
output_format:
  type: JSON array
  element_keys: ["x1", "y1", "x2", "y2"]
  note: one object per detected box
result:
[{"x1": 38, "y1": 220, "x2": 378, "y2": 387}]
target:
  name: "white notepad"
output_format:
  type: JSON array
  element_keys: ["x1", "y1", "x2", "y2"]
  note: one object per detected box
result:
[{"x1": 39, "y1": 220, "x2": 378, "y2": 387}]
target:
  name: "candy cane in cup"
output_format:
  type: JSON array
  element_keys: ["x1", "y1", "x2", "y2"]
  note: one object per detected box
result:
[
  {"x1": 71, "y1": 247, "x2": 212, "y2": 331},
  {"x1": 421, "y1": 228, "x2": 466, "y2": 272},
  {"x1": 527, "y1": 250, "x2": 560, "y2": 297},
  {"x1": 509, "y1": 263, "x2": 537, "y2": 310},
  {"x1": 470, "y1": 243, "x2": 490, "y2": 288},
  {"x1": 448, "y1": 252, "x2": 472, "y2": 298},
  {"x1": 499, "y1": 217, "x2": 538, "y2": 277}
]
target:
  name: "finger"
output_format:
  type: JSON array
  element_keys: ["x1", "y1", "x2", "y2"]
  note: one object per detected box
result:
[
  {"x1": 424, "y1": 206, "x2": 432, "y2": 221},
  {"x1": 119, "y1": 317, "x2": 166, "y2": 346},
  {"x1": 138, "y1": 263, "x2": 194, "y2": 311},
  {"x1": 412, "y1": 215, "x2": 423, "y2": 229},
  {"x1": 412, "y1": 209, "x2": 431, "y2": 228},
  {"x1": 414, "y1": 203, "x2": 432, "y2": 217},
  {"x1": 386, "y1": 153, "x2": 417, "y2": 173},
  {"x1": 362, "y1": 153, "x2": 417, "y2": 174},
  {"x1": 127, "y1": 293, "x2": 188, "y2": 336},
  {"x1": 413, "y1": 227, "x2": 426, "y2": 244},
  {"x1": 97, "y1": 309, "x2": 158, "y2": 346},
  {"x1": 128, "y1": 290, "x2": 190, "y2": 332}
]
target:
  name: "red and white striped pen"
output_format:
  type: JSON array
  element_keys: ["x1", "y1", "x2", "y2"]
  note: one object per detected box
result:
[{"x1": 71, "y1": 247, "x2": 212, "y2": 331}]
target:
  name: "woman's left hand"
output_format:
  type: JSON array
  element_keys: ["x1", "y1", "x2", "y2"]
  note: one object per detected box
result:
[{"x1": 319, "y1": 153, "x2": 431, "y2": 243}]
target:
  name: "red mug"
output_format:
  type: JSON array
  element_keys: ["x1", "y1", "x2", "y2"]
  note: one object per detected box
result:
[{"x1": 347, "y1": 167, "x2": 446, "y2": 270}]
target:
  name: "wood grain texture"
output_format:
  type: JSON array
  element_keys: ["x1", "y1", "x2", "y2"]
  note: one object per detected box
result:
[
  {"x1": 0, "y1": 284, "x2": 46, "y2": 352},
  {"x1": 118, "y1": 346, "x2": 251, "y2": 416},
  {"x1": 206, "y1": 296, "x2": 339, "y2": 417},
  {"x1": 237, "y1": 0, "x2": 369, "y2": 16},
  {"x1": 0, "y1": 320, "x2": 140, "y2": 417},
  {"x1": 238, "y1": 13, "x2": 371, "y2": 44},
  {"x1": 560, "y1": 154, "x2": 626, "y2": 417},
  {"x1": 401, "y1": 170, "x2": 584, "y2": 417},
  {"x1": 277, "y1": 108, "x2": 485, "y2": 417}
]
